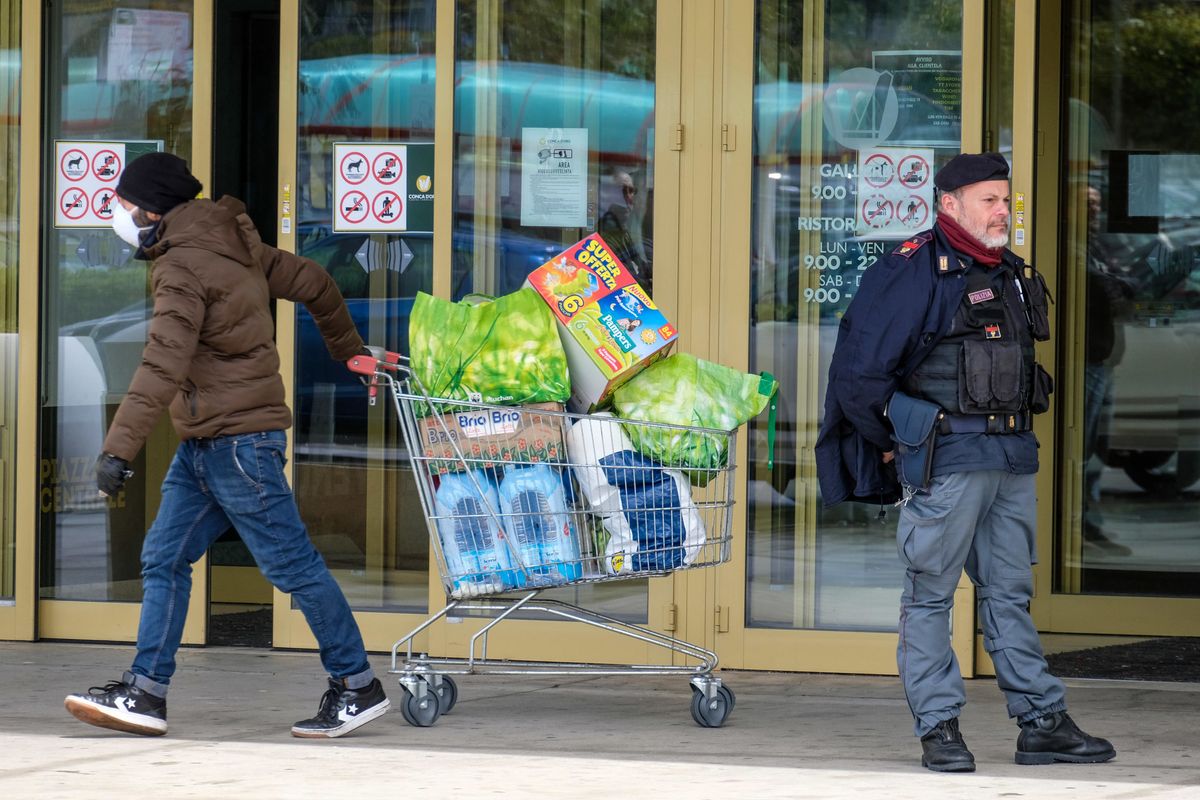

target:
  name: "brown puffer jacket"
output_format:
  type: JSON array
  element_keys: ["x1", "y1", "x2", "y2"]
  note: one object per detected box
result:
[{"x1": 102, "y1": 196, "x2": 364, "y2": 461}]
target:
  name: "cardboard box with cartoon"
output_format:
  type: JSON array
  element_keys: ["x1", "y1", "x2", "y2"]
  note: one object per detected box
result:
[{"x1": 526, "y1": 234, "x2": 677, "y2": 412}]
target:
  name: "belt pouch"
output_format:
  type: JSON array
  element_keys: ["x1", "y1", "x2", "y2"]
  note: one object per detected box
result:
[
  {"x1": 1030, "y1": 362, "x2": 1054, "y2": 414},
  {"x1": 886, "y1": 390, "x2": 942, "y2": 490}
]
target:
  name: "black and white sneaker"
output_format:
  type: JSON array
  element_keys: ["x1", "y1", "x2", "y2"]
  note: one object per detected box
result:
[
  {"x1": 65, "y1": 676, "x2": 168, "y2": 736},
  {"x1": 291, "y1": 678, "x2": 389, "y2": 739}
]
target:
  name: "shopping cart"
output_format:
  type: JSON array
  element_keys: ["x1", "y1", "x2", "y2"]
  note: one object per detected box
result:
[{"x1": 347, "y1": 349, "x2": 739, "y2": 728}]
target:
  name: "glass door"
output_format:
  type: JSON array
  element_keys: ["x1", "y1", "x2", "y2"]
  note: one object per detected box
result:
[
  {"x1": 36, "y1": 0, "x2": 209, "y2": 642},
  {"x1": 271, "y1": 0, "x2": 440, "y2": 652},
  {"x1": 1045, "y1": 0, "x2": 1200, "y2": 636},
  {"x1": 445, "y1": 0, "x2": 668, "y2": 663},
  {"x1": 719, "y1": 0, "x2": 978, "y2": 673},
  {"x1": 273, "y1": 0, "x2": 677, "y2": 665}
]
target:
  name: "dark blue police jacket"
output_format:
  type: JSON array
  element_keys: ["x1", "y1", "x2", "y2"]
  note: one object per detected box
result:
[{"x1": 814, "y1": 223, "x2": 1022, "y2": 507}]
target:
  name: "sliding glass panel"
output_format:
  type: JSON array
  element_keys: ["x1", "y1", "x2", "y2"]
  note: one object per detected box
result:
[
  {"x1": 452, "y1": 0, "x2": 656, "y2": 620},
  {"x1": 1060, "y1": 0, "x2": 1200, "y2": 597},
  {"x1": 292, "y1": 0, "x2": 436, "y2": 611},
  {"x1": 39, "y1": 1, "x2": 193, "y2": 602},
  {"x1": 748, "y1": 1, "x2": 962, "y2": 630}
]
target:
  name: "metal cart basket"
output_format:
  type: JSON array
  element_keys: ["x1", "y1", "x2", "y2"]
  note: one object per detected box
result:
[{"x1": 348, "y1": 350, "x2": 738, "y2": 728}]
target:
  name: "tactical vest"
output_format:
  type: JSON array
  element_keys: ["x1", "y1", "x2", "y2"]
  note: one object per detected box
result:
[{"x1": 903, "y1": 260, "x2": 1042, "y2": 415}]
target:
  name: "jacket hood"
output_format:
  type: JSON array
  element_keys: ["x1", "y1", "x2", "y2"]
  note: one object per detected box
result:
[{"x1": 142, "y1": 196, "x2": 256, "y2": 266}]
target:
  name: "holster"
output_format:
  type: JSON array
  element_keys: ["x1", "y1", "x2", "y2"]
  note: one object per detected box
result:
[{"x1": 886, "y1": 390, "x2": 942, "y2": 491}]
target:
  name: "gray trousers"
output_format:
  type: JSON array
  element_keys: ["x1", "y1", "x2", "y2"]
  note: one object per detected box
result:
[{"x1": 896, "y1": 470, "x2": 1067, "y2": 737}]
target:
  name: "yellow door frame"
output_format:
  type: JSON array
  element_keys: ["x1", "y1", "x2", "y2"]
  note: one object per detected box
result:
[{"x1": 0, "y1": 0, "x2": 41, "y2": 641}]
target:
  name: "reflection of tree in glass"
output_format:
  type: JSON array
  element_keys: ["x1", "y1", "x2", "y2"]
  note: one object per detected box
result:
[
  {"x1": 758, "y1": 0, "x2": 961, "y2": 78},
  {"x1": 1089, "y1": 3, "x2": 1200, "y2": 152},
  {"x1": 456, "y1": 0, "x2": 655, "y2": 77}
]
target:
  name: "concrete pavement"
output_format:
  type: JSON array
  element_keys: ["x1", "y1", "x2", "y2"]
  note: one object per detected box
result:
[{"x1": 1, "y1": 641, "x2": 1197, "y2": 798}]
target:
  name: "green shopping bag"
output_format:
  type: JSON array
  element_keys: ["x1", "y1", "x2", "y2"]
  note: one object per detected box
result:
[
  {"x1": 409, "y1": 288, "x2": 570, "y2": 412},
  {"x1": 612, "y1": 353, "x2": 778, "y2": 483}
]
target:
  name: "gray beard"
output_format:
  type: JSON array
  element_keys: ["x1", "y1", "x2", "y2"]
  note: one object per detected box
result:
[{"x1": 965, "y1": 217, "x2": 1009, "y2": 249}]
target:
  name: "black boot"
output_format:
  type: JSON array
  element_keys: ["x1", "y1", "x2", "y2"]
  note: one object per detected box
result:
[
  {"x1": 920, "y1": 718, "x2": 976, "y2": 772},
  {"x1": 1015, "y1": 711, "x2": 1116, "y2": 765}
]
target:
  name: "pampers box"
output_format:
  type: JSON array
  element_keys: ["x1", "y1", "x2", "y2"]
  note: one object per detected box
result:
[{"x1": 525, "y1": 234, "x2": 677, "y2": 412}]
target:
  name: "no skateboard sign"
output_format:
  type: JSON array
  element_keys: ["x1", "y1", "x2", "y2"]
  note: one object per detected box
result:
[{"x1": 92, "y1": 189, "x2": 117, "y2": 221}]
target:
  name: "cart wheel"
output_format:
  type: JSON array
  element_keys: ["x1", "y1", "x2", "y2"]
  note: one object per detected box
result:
[
  {"x1": 718, "y1": 684, "x2": 736, "y2": 712},
  {"x1": 399, "y1": 686, "x2": 442, "y2": 727},
  {"x1": 434, "y1": 675, "x2": 458, "y2": 715},
  {"x1": 690, "y1": 687, "x2": 731, "y2": 728}
]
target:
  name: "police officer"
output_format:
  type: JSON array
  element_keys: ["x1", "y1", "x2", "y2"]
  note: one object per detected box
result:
[{"x1": 815, "y1": 153, "x2": 1115, "y2": 772}]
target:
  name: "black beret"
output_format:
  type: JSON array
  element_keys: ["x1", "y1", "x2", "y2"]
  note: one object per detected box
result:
[
  {"x1": 933, "y1": 152, "x2": 1010, "y2": 192},
  {"x1": 116, "y1": 152, "x2": 203, "y2": 214}
]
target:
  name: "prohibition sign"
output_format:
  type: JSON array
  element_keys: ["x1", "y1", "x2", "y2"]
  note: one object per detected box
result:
[
  {"x1": 897, "y1": 195, "x2": 929, "y2": 228},
  {"x1": 340, "y1": 191, "x2": 369, "y2": 224},
  {"x1": 862, "y1": 153, "x2": 895, "y2": 188},
  {"x1": 372, "y1": 151, "x2": 402, "y2": 185},
  {"x1": 339, "y1": 150, "x2": 369, "y2": 185},
  {"x1": 860, "y1": 194, "x2": 893, "y2": 228},
  {"x1": 897, "y1": 154, "x2": 930, "y2": 188},
  {"x1": 372, "y1": 190, "x2": 402, "y2": 223},
  {"x1": 60, "y1": 188, "x2": 89, "y2": 221},
  {"x1": 60, "y1": 148, "x2": 89, "y2": 181},
  {"x1": 92, "y1": 149, "x2": 122, "y2": 181},
  {"x1": 92, "y1": 188, "x2": 117, "y2": 221}
]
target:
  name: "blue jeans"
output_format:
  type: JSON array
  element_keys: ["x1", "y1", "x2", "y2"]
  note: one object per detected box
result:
[
  {"x1": 128, "y1": 431, "x2": 374, "y2": 697},
  {"x1": 896, "y1": 470, "x2": 1066, "y2": 737}
]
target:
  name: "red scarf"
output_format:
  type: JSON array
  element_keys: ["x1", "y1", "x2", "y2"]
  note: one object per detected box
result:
[{"x1": 936, "y1": 214, "x2": 1003, "y2": 266}]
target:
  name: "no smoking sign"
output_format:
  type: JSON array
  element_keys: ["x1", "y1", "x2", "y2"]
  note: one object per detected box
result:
[{"x1": 340, "y1": 191, "x2": 369, "y2": 225}]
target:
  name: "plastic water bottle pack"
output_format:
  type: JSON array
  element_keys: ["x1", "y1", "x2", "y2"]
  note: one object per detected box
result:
[
  {"x1": 433, "y1": 472, "x2": 522, "y2": 597},
  {"x1": 497, "y1": 464, "x2": 582, "y2": 586}
]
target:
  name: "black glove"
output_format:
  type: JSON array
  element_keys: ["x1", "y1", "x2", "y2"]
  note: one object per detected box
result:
[{"x1": 96, "y1": 453, "x2": 133, "y2": 497}]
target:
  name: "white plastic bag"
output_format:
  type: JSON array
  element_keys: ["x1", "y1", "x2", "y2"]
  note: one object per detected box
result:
[{"x1": 566, "y1": 413, "x2": 705, "y2": 574}]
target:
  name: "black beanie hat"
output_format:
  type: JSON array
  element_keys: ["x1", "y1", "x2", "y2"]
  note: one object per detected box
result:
[
  {"x1": 934, "y1": 152, "x2": 1010, "y2": 192},
  {"x1": 115, "y1": 152, "x2": 203, "y2": 214}
]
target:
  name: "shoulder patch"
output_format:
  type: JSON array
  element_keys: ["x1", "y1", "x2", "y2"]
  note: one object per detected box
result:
[{"x1": 891, "y1": 231, "x2": 933, "y2": 259}]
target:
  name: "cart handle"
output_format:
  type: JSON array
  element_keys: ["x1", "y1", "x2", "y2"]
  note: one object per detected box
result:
[
  {"x1": 345, "y1": 347, "x2": 405, "y2": 404},
  {"x1": 346, "y1": 346, "x2": 403, "y2": 375}
]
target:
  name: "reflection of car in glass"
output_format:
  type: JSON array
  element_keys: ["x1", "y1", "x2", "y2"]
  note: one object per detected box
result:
[
  {"x1": 292, "y1": 224, "x2": 563, "y2": 458},
  {"x1": 1097, "y1": 226, "x2": 1200, "y2": 494},
  {"x1": 748, "y1": 81, "x2": 962, "y2": 498}
]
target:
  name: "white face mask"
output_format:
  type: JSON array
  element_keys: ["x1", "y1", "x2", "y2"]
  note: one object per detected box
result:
[{"x1": 111, "y1": 202, "x2": 152, "y2": 247}]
